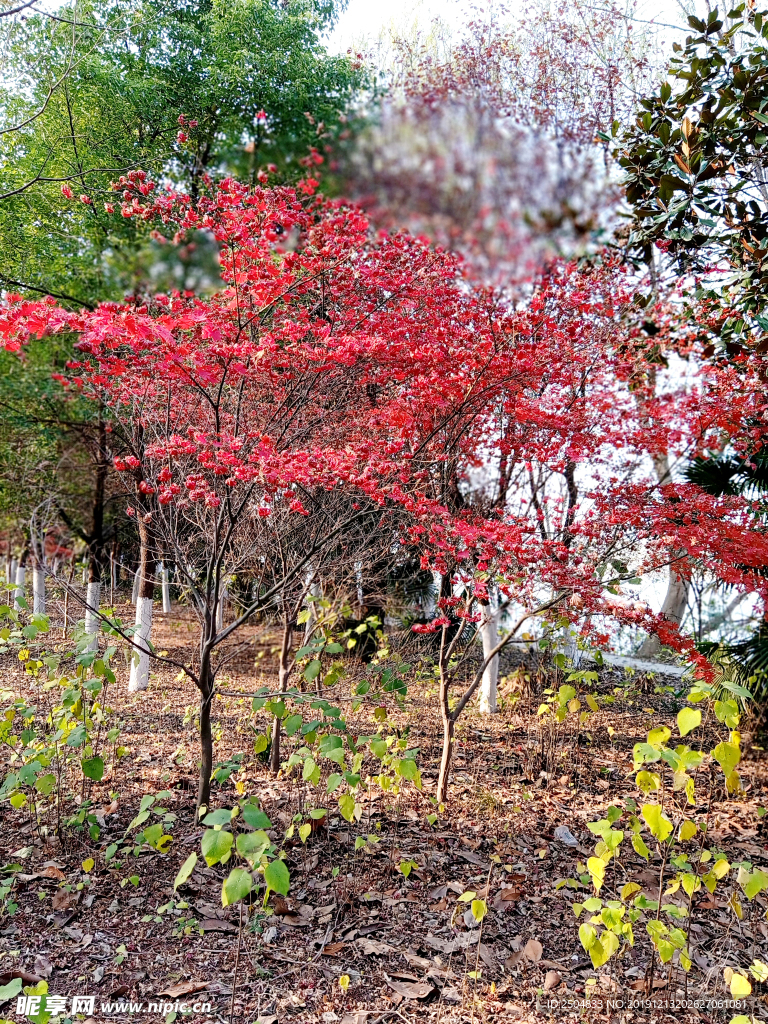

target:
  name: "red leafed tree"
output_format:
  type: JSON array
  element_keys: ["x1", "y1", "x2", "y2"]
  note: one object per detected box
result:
[{"x1": 2, "y1": 173, "x2": 767, "y2": 807}]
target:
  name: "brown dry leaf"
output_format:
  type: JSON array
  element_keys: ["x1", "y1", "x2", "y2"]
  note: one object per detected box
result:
[
  {"x1": 499, "y1": 887, "x2": 521, "y2": 901},
  {"x1": 504, "y1": 951, "x2": 524, "y2": 971},
  {"x1": 321, "y1": 942, "x2": 346, "y2": 956},
  {"x1": 357, "y1": 938, "x2": 398, "y2": 956},
  {"x1": 385, "y1": 977, "x2": 434, "y2": 1000},
  {"x1": 523, "y1": 938, "x2": 543, "y2": 962},
  {"x1": 158, "y1": 980, "x2": 210, "y2": 999},
  {"x1": 33, "y1": 956, "x2": 53, "y2": 979},
  {"x1": 200, "y1": 919, "x2": 237, "y2": 933},
  {"x1": 41, "y1": 866, "x2": 66, "y2": 881},
  {"x1": 340, "y1": 1014, "x2": 370, "y2": 1024},
  {"x1": 52, "y1": 889, "x2": 80, "y2": 912},
  {"x1": 543, "y1": 970, "x2": 561, "y2": 991}
]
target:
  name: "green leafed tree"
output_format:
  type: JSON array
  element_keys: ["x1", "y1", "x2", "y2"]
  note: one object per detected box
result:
[
  {"x1": 0, "y1": 0, "x2": 361, "y2": 305},
  {"x1": 618, "y1": 3, "x2": 768, "y2": 351}
]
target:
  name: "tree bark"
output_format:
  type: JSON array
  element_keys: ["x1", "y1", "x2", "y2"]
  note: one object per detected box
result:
[
  {"x1": 270, "y1": 612, "x2": 293, "y2": 774},
  {"x1": 436, "y1": 655, "x2": 454, "y2": 804},
  {"x1": 638, "y1": 455, "x2": 690, "y2": 657},
  {"x1": 197, "y1": 649, "x2": 214, "y2": 816}
]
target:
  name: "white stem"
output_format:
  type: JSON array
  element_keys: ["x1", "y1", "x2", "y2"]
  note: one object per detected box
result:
[
  {"x1": 128, "y1": 596, "x2": 153, "y2": 692},
  {"x1": 13, "y1": 565, "x2": 25, "y2": 610},
  {"x1": 479, "y1": 605, "x2": 499, "y2": 714},
  {"x1": 160, "y1": 562, "x2": 171, "y2": 613},
  {"x1": 303, "y1": 571, "x2": 321, "y2": 644},
  {"x1": 82, "y1": 565, "x2": 88, "y2": 585},
  {"x1": 33, "y1": 567, "x2": 46, "y2": 616},
  {"x1": 132, "y1": 569, "x2": 140, "y2": 604},
  {"x1": 84, "y1": 581, "x2": 100, "y2": 652}
]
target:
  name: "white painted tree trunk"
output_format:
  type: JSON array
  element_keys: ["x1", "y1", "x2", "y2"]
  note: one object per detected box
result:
[
  {"x1": 84, "y1": 581, "x2": 100, "y2": 651},
  {"x1": 82, "y1": 564, "x2": 88, "y2": 585},
  {"x1": 479, "y1": 604, "x2": 499, "y2": 714},
  {"x1": 128, "y1": 596, "x2": 153, "y2": 691},
  {"x1": 9, "y1": 558, "x2": 17, "y2": 591},
  {"x1": 5, "y1": 557, "x2": 11, "y2": 584},
  {"x1": 303, "y1": 568, "x2": 321, "y2": 644},
  {"x1": 159, "y1": 562, "x2": 171, "y2": 613},
  {"x1": 33, "y1": 566, "x2": 45, "y2": 615},
  {"x1": 13, "y1": 564, "x2": 25, "y2": 609},
  {"x1": 132, "y1": 569, "x2": 140, "y2": 604}
]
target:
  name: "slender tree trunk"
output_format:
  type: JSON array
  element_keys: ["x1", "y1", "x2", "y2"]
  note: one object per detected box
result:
[
  {"x1": 32, "y1": 551, "x2": 45, "y2": 616},
  {"x1": 14, "y1": 562, "x2": 25, "y2": 609},
  {"x1": 85, "y1": 416, "x2": 108, "y2": 651},
  {"x1": 478, "y1": 600, "x2": 499, "y2": 714},
  {"x1": 436, "y1": 663, "x2": 454, "y2": 804},
  {"x1": 128, "y1": 521, "x2": 154, "y2": 692},
  {"x1": 638, "y1": 444, "x2": 690, "y2": 658},
  {"x1": 270, "y1": 612, "x2": 293, "y2": 773},
  {"x1": 303, "y1": 563, "x2": 321, "y2": 643},
  {"x1": 197, "y1": 647, "x2": 215, "y2": 815},
  {"x1": 159, "y1": 561, "x2": 171, "y2": 613}
]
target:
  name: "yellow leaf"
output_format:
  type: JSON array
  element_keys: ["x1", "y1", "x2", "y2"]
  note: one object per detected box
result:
[
  {"x1": 679, "y1": 819, "x2": 697, "y2": 842},
  {"x1": 82, "y1": 858, "x2": 94, "y2": 874},
  {"x1": 339, "y1": 975, "x2": 350, "y2": 993},
  {"x1": 728, "y1": 972, "x2": 751, "y2": 999},
  {"x1": 586, "y1": 694, "x2": 599, "y2": 712},
  {"x1": 588, "y1": 857, "x2": 606, "y2": 893},
  {"x1": 621, "y1": 882, "x2": 641, "y2": 901}
]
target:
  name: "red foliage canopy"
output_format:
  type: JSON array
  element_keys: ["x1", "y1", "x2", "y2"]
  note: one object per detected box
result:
[{"x1": 2, "y1": 173, "x2": 766, "y2": 664}]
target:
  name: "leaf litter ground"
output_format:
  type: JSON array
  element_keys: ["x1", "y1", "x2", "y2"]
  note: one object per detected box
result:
[{"x1": 1, "y1": 606, "x2": 767, "y2": 1024}]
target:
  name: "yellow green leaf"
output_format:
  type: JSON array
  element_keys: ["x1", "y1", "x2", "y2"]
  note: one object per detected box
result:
[
  {"x1": 713, "y1": 741, "x2": 740, "y2": 778},
  {"x1": 82, "y1": 858, "x2": 94, "y2": 874},
  {"x1": 641, "y1": 803, "x2": 673, "y2": 842},
  {"x1": 679, "y1": 819, "x2": 697, "y2": 842},
  {"x1": 677, "y1": 707, "x2": 701, "y2": 736}
]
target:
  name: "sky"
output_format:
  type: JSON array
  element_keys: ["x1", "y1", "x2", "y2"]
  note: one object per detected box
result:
[{"x1": 326, "y1": 0, "x2": 693, "y2": 55}]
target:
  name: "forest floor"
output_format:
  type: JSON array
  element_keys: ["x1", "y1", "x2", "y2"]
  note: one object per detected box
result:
[{"x1": 1, "y1": 604, "x2": 767, "y2": 1024}]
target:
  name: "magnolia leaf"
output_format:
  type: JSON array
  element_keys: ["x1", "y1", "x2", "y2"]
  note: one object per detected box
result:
[
  {"x1": 298, "y1": 823, "x2": 311, "y2": 844},
  {"x1": 82, "y1": 858, "x2": 95, "y2": 873},
  {"x1": 677, "y1": 707, "x2": 701, "y2": 737}
]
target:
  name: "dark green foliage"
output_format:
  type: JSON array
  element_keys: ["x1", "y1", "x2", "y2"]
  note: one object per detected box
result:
[{"x1": 618, "y1": 4, "x2": 768, "y2": 348}]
